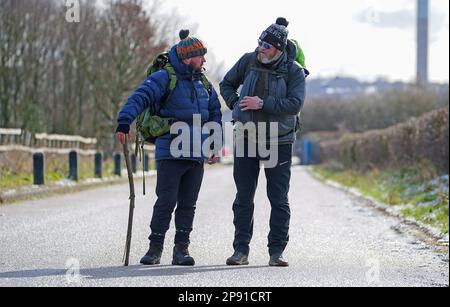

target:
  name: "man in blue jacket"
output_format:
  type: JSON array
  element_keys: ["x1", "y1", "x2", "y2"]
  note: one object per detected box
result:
[
  {"x1": 220, "y1": 18, "x2": 306, "y2": 267},
  {"x1": 116, "y1": 30, "x2": 222, "y2": 266}
]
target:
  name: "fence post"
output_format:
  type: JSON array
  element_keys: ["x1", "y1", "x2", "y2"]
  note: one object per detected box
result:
[
  {"x1": 144, "y1": 154, "x2": 150, "y2": 172},
  {"x1": 114, "y1": 153, "x2": 122, "y2": 176},
  {"x1": 95, "y1": 152, "x2": 103, "y2": 179},
  {"x1": 302, "y1": 138, "x2": 311, "y2": 165},
  {"x1": 131, "y1": 153, "x2": 137, "y2": 174},
  {"x1": 68, "y1": 150, "x2": 78, "y2": 181},
  {"x1": 311, "y1": 142, "x2": 320, "y2": 165},
  {"x1": 33, "y1": 152, "x2": 45, "y2": 185}
]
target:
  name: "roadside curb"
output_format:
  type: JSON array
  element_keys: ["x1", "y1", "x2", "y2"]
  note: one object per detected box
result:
[
  {"x1": 0, "y1": 171, "x2": 156, "y2": 205},
  {"x1": 307, "y1": 167, "x2": 449, "y2": 249}
]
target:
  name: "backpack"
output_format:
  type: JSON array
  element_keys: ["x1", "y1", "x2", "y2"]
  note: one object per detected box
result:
[{"x1": 290, "y1": 39, "x2": 309, "y2": 132}]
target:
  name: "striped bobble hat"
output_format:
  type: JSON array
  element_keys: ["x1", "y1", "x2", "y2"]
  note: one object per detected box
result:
[{"x1": 176, "y1": 29, "x2": 207, "y2": 60}]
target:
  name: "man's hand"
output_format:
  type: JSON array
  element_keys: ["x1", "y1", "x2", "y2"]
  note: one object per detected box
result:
[
  {"x1": 240, "y1": 96, "x2": 262, "y2": 111},
  {"x1": 207, "y1": 154, "x2": 219, "y2": 165},
  {"x1": 116, "y1": 124, "x2": 130, "y2": 145},
  {"x1": 116, "y1": 132, "x2": 128, "y2": 145}
]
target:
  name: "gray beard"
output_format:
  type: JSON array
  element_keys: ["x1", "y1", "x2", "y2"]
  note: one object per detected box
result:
[{"x1": 258, "y1": 51, "x2": 283, "y2": 64}]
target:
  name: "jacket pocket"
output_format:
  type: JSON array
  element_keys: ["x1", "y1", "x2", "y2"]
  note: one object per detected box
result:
[{"x1": 267, "y1": 114, "x2": 296, "y2": 137}]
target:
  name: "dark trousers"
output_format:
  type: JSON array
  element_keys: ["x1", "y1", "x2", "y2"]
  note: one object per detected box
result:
[
  {"x1": 149, "y1": 159, "x2": 204, "y2": 245},
  {"x1": 233, "y1": 143, "x2": 292, "y2": 256}
]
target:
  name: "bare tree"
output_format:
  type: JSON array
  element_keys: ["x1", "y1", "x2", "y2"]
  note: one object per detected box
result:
[
  {"x1": 72, "y1": 0, "x2": 173, "y2": 152},
  {"x1": 0, "y1": 0, "x2": 212, "y2": 154}
]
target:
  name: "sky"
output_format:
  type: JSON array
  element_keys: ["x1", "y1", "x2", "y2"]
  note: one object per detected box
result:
[{"x1": 158, "y1": 0, "x2": 449, "y2": 83}]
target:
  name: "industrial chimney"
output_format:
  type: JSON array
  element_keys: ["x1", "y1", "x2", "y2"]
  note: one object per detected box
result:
[{"x1": 417, "y1": 0, "x2": 429, "y2": 85}]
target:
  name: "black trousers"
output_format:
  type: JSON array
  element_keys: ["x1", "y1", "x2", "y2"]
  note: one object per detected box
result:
[
  {"x1": 232, "y1": 143, "x2": 292, "y2": 256},
  {"x1": 149, "y1": 159, "x2": 204, "y2": 245}
]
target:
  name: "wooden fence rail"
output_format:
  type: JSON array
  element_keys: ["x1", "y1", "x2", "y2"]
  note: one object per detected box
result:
[
  {"x1": 0, "y1": 128, "x2": 99, "y2": 154},
  {"x1": 1, "y1": 128, "x2": 157, "y2": 186}
]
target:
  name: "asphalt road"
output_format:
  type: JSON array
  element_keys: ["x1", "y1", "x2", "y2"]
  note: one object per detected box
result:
[{"x1": 0, "y1": 166, "x2": 448, "y2": 287}]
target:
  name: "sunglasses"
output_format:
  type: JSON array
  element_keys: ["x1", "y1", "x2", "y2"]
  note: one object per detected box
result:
[{"x1": 258, "y1": 39, "x2": 272, "y2": 50}]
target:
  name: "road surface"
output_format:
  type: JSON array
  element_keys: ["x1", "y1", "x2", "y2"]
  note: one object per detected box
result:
[{"x1": 0, "y1": 166, "x2": 448, "y2": 287}]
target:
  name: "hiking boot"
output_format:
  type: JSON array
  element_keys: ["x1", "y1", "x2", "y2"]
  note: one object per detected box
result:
[
  {"x1": 172, "y1": 243, "x2": 195, "y2": 266},
  {"x1": 226, "y1": 251, "x2": 249, "y2": 265},
  {"x1": 140, "y1": 243, "x2": 163, "y2": 265},
  {"x1": 269, "y1": 253, "x2": 289, "y2": 267}
]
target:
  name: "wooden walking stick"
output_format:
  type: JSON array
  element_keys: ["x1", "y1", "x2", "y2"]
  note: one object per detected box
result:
[{"x1": 123, "y1": 135, "x2": 135, "y2": 266}]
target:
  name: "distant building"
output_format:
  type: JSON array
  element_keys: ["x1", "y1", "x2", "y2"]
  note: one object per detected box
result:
[{"x1": 417, "y1": 0, "x2": 429, "y2": 85}]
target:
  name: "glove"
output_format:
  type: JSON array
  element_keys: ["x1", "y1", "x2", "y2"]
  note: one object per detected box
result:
[
  {"x1": 116, "y1": 124, "x2": 130, "y2": 134},
  {"x1": 116, "y1": 124, "x2": 130, "y2": 145}
]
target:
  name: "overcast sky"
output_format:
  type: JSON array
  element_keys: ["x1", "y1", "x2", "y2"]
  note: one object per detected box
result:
[{"x1": 158, "y1": 0, "x2": 449, "y2": 83}]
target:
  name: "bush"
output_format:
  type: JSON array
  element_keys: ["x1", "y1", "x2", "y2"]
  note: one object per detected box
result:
[
  {"x1": 301, "y1": 86, "x2": 449, "y2": 134},
  {"x1": 319, "y1": 107, "x2": 449, "y2": 174}
]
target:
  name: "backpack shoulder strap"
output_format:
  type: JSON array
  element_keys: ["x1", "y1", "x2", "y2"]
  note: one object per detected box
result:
[
  {"x1": 164, "y1": 64, "x2": 177, "y2": 93},
  {"x1": 200, "y1": 74, "x2": 212, "y2": 95},
  {"x1": 156, "y1": 64, "x2": 177, "y2": 111}
]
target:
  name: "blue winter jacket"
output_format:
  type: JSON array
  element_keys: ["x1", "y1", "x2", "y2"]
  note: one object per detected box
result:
[{"x1": 117, "y1": 46, "x2": 222, "y2": 161}]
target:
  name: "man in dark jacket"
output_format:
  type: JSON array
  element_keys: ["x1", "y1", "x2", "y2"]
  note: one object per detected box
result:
[
  {"x1": 116, "y1": 30, "x2": 222, "y2": 266},
  {"x1": 220, "y1": 18, "x2": 306, "y2": 267}
]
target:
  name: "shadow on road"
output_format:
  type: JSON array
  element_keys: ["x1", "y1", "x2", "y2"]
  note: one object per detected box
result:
[
  {"x1": 0, "y1": 264, "x2": 269, "y2": 281},
  {"x1": 83, "y1": 265, "x2": 269, "y2": 280}
]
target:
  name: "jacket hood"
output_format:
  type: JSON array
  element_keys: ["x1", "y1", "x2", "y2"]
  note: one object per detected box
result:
[
  {"x1": 169, "y1": 45, "x2": 197, "y2": 79},
  {"x1": 284, "y1": 39, "x2": 297, "y2": 64}
]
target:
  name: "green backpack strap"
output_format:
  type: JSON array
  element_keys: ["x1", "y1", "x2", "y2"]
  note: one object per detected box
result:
[
  {"x1": 200, "y1": 75, "x2": 212, "y2": 95},
  {"x1": 164, "y1": 65, "x2": 177, "y2": 94}
]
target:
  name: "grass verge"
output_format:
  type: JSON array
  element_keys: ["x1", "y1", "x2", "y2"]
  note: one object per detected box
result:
[{"x1": 313, "y1": 162, "x2": 449, "y2": 234}]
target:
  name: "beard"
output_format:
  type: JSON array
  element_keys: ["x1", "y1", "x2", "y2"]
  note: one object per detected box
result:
[
  {"x1": 190, "y1": 63, "x2": 204, "y2": 73},
  {"x1": 258, "y1": 51, "x2": 282, "y2": 64},
  {"x1": 258, "y1": 53, "x2": 272, "y2": 64}
]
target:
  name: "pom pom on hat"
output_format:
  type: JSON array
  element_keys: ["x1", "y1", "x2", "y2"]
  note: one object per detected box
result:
[
  {"x1": 276, "y1": 17, "x2": 289, "y2": 27},
  {"x1": 179, "y1": 29, "x2": 190, "y2": 40},
  {"x1": 176, "y1": 29, "x2": 207, "y2": 60}
]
